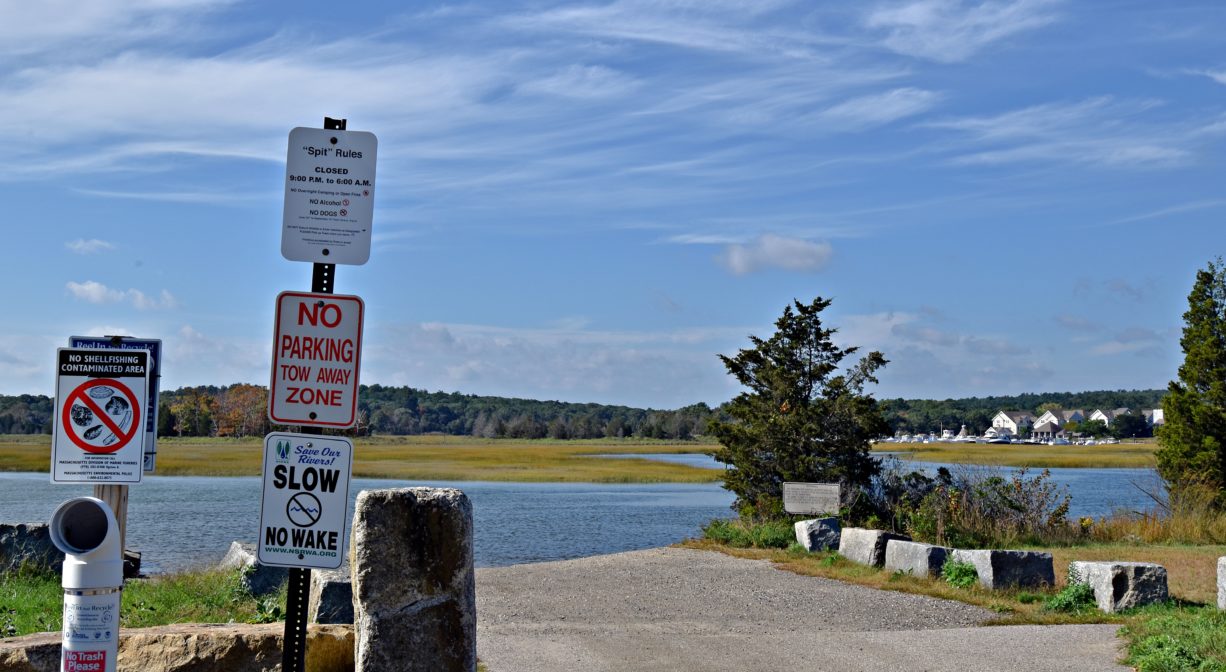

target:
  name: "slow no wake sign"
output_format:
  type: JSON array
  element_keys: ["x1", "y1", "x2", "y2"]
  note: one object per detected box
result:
[{"x1": 268, "y1": 291, "x2": 364, "y2": 428}]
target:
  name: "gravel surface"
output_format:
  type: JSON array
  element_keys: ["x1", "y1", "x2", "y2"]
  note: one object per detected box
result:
[{"x1": 476, "y1": 547, "x2": 1128, "y2": 671}]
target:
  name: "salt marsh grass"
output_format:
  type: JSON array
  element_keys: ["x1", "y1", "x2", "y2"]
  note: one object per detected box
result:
[
  {"x1": 0, "y1": 435, "x2": 721, "y2": 483},
  {"x1": 877, "y1": 440, "x2": 1157, "y2": 469}
]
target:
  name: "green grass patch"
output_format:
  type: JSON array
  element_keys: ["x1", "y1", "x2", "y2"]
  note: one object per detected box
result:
[
  {"x1": 1122, "y1": 606, "x2": 1226, "y2": 671},
  {"x1": 1, "y1": 567, "x2": 287, "y2": 638},
  {"x1": 701, "y1": 518, "x2": 794, "y2": 549}
]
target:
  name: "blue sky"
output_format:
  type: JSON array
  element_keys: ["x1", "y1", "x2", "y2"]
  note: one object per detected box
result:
[{"x1": 2, "y1": 0, "x2": 1223, "y2": 408}]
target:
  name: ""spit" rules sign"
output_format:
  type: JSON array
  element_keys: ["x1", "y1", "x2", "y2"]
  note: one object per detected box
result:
[{"x1": 268, "y1": 291, "x2": 364, "y2": 428}]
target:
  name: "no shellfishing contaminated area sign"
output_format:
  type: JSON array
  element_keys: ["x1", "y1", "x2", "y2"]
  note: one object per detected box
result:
[
  {"x1": 268, "y1": 291, "x2": 364, "y2": 428},
  {"x1": 51, "y1": 348, "x2": 149, "y2": 484},
  {"x1": 257, "y1": 432, "x2": 353, "y2": 569}
]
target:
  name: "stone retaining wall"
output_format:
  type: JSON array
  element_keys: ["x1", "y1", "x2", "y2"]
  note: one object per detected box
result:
[{"x1": 0, "y1": 623, "x2": 353, "y2": 672}]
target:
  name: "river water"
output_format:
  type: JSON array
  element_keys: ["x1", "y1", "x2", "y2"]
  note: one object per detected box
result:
[
  {"x1": 0, "y1": 472, "x2": 735, "y2": 573},
  {"x1": 0, "y1": 454, "x2": 1161, "y2": 573}
]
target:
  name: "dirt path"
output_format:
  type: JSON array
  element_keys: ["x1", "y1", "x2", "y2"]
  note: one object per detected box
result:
[{"x1": 476, "y1": 547, "x2": 1128, "y2": 672}]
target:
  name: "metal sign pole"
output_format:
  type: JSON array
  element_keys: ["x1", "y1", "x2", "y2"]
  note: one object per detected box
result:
[{"x1": 281, "y1": 114, "x2": 346, "y2": 672}]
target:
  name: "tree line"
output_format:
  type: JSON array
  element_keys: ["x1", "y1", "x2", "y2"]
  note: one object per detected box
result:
[{"x1": 0, "y1": 384, "x2": 1165, "y2": 440}]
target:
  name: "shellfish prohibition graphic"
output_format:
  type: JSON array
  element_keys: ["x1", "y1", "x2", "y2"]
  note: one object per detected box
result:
[{"x1": 62, "y1": 379, "x2": 141, "y2": 454}]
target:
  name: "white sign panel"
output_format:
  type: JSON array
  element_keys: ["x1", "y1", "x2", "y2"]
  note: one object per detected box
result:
[
  {"x1": 282, "y1": 126, "x2": 378, "y2": 265},
  {"x1": 783, "y1": 482, "x2": 841, "y2": 515},
  {"x1": 268, "y1": 291, "x2": 364, "y2": 428},
  {"x1": 257, "y1": 432, "x2": 353, "y2": 569},
  {"x1": 69, "y1": 336, "x2": 162, "y2": 473},
  {"x1": 52, "y1": 349, "x2": 149, "y2": 484}
]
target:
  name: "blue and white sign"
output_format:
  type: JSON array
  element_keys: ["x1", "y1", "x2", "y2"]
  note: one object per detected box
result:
[
  {"x1": 257, "y1": 432, "x2": 353, "y2": 569},
  {"x1": 69, "y1": 336, "x2": 162, "y2": 473}
]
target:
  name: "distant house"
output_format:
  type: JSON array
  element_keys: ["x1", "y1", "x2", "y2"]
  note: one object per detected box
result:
[
  {"x1": 1089, "y1": 407, "x2": 1131, "y2": 426},
  {"x1": 1144, "y1": 409, "x2": 1166, "y2": 427},
  {"x1": 991, "y1": 411, "x2": 1034, "y2": 437},
  {"x1": 1031, "y1": 409, "x2": 1087, "y2": 440}
]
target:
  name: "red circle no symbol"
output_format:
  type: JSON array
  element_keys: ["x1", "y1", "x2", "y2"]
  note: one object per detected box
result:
[{"x1": 62, "y1": 379, "x2": 141, "y2": 454}]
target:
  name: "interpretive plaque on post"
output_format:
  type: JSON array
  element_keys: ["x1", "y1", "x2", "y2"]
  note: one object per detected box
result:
[{"x1": 783, "y1": 482, "x2": 841, "y2": 515}]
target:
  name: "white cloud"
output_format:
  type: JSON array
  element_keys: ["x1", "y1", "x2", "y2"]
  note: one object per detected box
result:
[
  {"x1": 363, "y1": 321, "x2": 747, "y2": 407},
  {"x1": 927, "y1": 97, "x2": 1195, "y2": 168},
  {"x1": 865, "y1": 0, "x2": 1060, "y2": 63},
  {"x1": 817, "y1": 87, "x2": 941, "y2": 129},
  {"x1": 502, "y1": 0, "x2": 826, "y2": 58},
  {"x1": 66, "y1": 280, "x2": 126, "y2": 304},
  {"x1": 719, "y1": 235, "x2": 833, "y2": 275},
  {"x1": 66, "y1": 280, "x2": 178, "y2": 310},
  {"x1": 518, "y1": 65, "x2": 640, "y2": 99},
  {"x1": 1188, "y1": 69, "x2": 1226, "y2": 86},
  {"x1": 0, "y1": 0, "x2": 231, "y2": 59},
  {"x1": 65, "y1": 238, "x2": 116, "y2": 254}
]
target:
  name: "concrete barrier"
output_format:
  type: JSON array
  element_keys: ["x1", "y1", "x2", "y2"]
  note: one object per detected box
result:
[
  {"x1": 1069, "y1": 561, "x2": 1169, "y2": 613},
  {"x1": 951, "y1": 549, "x2": 1054, "y2": 589},
  {"x1": 793, "y1": 517, "x2": 840, "y2": 552},
  {"x1": 1217, "y1": 557, "x2": 1225, "y2": 610},
  {"x1": 838, "y1": 528, "x2": 909, "y2": 567},
  {"x1": 884, "y1": 540, "x2": 950, "y2": 577}
]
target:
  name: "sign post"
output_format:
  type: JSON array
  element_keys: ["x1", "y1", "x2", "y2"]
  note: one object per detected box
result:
[{"x1": 271, "y1": 116, "x2": 372, "y2": 672}]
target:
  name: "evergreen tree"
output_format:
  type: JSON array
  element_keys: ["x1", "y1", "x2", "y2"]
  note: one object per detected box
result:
[
  {"x1": 1156, "y1": 258, "x2": 1226, "y2": 502},
  {"x1": 708, "y1": 297, "x2": 889, "y2": 518}
]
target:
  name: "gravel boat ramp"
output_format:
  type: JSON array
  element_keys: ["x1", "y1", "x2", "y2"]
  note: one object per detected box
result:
[{"x1": 476, "y1": 547, "x2": 1127, "y2": 672}]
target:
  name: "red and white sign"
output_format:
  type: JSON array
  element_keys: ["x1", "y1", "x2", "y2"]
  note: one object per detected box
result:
[
  {"x1": 52, "y1": 348, "x2": 149, "y2": 484},
  {"x1": 269, "y1": 291, "x2": 364, "y2": 427},
  {"x1": 63, "y1": 650, "x2": 107, "y2": 672}
]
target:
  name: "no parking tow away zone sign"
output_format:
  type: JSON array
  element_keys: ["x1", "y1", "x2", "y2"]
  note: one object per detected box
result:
[
  {"x1": 269, "y1": 291, "x2": 364, "y2": 428},
  {"x1": 257, "y1": 432, "x2": 353, "y2": 569},
  {"x1": 52, "y1": 348, "x2": 149, "y2": 484}
]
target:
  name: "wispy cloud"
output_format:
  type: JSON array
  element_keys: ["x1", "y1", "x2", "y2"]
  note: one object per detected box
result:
[
  {"x1": 718, "y1": 235, "x2": 833, "y2": 275},
  {"x1": 1186, "y1": 68, "x2": 1226, "y2": 86},
  {"x1": 817, "y1": 87, "x2": 941, "y2": 130},
  {"x1": 518, "y1": 64, "x2": 640, "y2": 99},
  {"x1": 1054, "y1": 314, "x2": 1102, "y2": 333},
  {"x1": 926, "y1": 97, "x2": 1195, "y2": 168},
  {"x1": 1099, "y1": 199, "x2": 1226, "y2": 227},
  {"x1": 864, "y1": 0, "x2": 1060, "y2": 63},
  {"x1": 500, "y1": 0, "x2": 831, "y2": 58},
  {"x1": 65, "y1": 238, "x2": 115, "y2": 254},
  {"x1": 66, "y1": 280, "x2": 179, "y2": 310},
  {"x1": 0, "y1": 0, "x2": 232, "y2": 59},
  {"x1": 1089, "y1": 327, "x2": 1165, "y2": 356}
]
